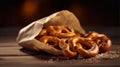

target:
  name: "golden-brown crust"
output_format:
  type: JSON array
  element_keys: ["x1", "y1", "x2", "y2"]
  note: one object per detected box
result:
[
  {"x1": 35, "y1": 26, "x2": 112, "y2": 58},
  {"x1": 38, "y1": 29, "x2": 47, "y2": 37},
  {"x1": 69, "y1": 37, "x2": 99, "y2": 58},
  {"x1": 86, "y1": 31, "x2": 112, "y2": 53},
  {"x1": 59, "y1": 39, "x2": 77, "y2": 58},
  {"x1": 39, "y1": 36, "x2": 60, "y2": 48},
  {"x1": 47, "y1": 26, "x2": 76, "y2": 38}
]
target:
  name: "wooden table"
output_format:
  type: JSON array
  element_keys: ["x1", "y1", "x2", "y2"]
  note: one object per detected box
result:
[{"x1": 0, "y1": 27, "x2": 120, "y2": 67}]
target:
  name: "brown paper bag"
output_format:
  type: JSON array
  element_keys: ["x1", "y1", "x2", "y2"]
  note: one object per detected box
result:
[{"x1": 16, "y1": 10, "x2": 85, "y2": 55}]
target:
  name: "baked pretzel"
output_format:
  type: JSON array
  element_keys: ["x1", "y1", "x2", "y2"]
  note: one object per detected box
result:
[
  {"x1": 87, "y1": 31, "x2": 112, "y2": 53},
  {"x1": 35, "y1": 29, "x2": 47, "y2": 40},
  {"x1": 47, "y1": 26, "x2": 76, "y2": 38},
  {"x1": 39, "y1": 36, "x2": 60, "y2": 48},
  {"x1": 59, "y1": 39, "x2": 77, "y2": 58},
  {"x1": 35, "y1": 25, "x2": 112, "y2": 58},
  {"x1": 69, "y1": 37, "x2": 99, "y2": 58},
  {"x1": 38, "y1": 29, "x2": 47, "y2": 37}
]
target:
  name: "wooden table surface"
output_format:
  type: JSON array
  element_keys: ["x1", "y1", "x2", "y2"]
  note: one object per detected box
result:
[{"x1": 0, "y1": 27, "x2": 120, "y2": 67}]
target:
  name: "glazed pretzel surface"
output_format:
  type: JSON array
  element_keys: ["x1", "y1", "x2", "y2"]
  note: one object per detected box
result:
[
  {"x1": 39, "y1": 36, "x2": 60, "y2": 48},
  {"x1": 36, "y1": 26, "x2": 112, "y2": 58},
  {"x1": 47, "y1": 26, "x2": 76, "y2": 38},
  {"x1": 69, "y1": 37, "x2": 99, "y2": 58},
  {"x1": 59, "y1": 39, "x2": 77, "y2": 58},
  {"x1": 86, "y1": 31, "x2": 112, "y2": 53}
]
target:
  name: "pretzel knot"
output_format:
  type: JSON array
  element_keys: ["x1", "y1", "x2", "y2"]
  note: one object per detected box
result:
[
  {"x1": 47, "y1": 26, "x2": 76, "y2": 38},
  {"x1": 39, "y1": 36, "x2": 60, "y2": 48},
  {"x1": 87, "y1": 31, "x2": 112, "y2": 53},
  {"x1": 36, "y1": 26, "x2": 112, "y2": 58},
  {"x1": 69, "y1": 37, "x2": 99, "y2": 58},
  {"x1": 59, "y1": 39, "x2": 77, "y2": 58}
]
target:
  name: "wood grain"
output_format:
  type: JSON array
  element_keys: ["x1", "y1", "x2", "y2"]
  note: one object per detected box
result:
[
  {"x1": 0, "y1": 42, "x2": 18, "y2": 47},
  {"x1": 0, "y1": 56, "x2": 119, "y2": 67},
  {"x1": 0, "y1": 31, "x2": 120, "y2": 67}
]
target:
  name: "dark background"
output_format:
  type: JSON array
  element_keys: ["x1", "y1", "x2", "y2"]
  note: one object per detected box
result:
[
  {"x1": 0, "y1": 1, "x2": 120, "y2": 67},
  {"x1": 0, "y1": 0, "x2": 119, "y2": 27}
]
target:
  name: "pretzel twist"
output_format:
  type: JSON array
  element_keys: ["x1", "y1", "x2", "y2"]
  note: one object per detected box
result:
[
  {"x1": 86, "y1": 31, "x2": 112, "y2": 53},
  {"x1": 39, "y1": 36, "x2": 60, "y2": 48},
  {"x1": 69, "y1": 37, "x2": 99, "y2": 58},
  {"x1": 35, "y1": 26, "x2": 112, "y2": 58},
  {"x1": 47, "y1": 26, "x2": 76, "y2": 38},
  {"x1": 59, "y1": 39, "x2": 77, "y2": 58}
]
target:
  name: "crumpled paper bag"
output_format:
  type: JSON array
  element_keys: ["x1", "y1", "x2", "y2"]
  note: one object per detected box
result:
[{"x1": 16, "y1": 10, "x2": 85, "y2": 55}]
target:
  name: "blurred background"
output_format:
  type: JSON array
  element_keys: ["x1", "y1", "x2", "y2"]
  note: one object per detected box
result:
[
  {"x1": 0, "y1": 0, "x2": 120, "y2": 66},
  {"x1": 0, "y1": 0, "x2": 119, "y2": 43},
  {"x1": 0, "y1": 0, "x2": 119, "y2": 27}
]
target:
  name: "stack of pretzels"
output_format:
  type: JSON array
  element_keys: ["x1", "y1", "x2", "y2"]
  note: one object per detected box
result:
[{"x1": 35, "y1": 25, "x2": 112, "y2": 58}]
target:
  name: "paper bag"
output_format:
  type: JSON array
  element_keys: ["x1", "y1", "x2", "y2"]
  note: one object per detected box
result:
[{"x1": 16, "y1": 10, "x2": 85, "y2": 55}]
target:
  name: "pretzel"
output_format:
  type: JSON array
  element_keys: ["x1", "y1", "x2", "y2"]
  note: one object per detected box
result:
[
  {"x1": 35, "y1": 26, "x2": 112, "y2": 58},
  {"x1": 86, "y1": 31, "x2": 112, "y2": 53},
  {"x1": 38, "y1": 29, "x2": 47, "y2": 37},
  {"x1": 39, "y1": 36, "x2": 60, "y2": 48},
  {"x1": 69, "y1": 37, "x2": 99, "y2": 58},
  {"x1": 59, "y1": 39, "x2": 77, "y2": 58},
  {"x1": 47, "y1": 26, "x2": 76, "y2": 38}
]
